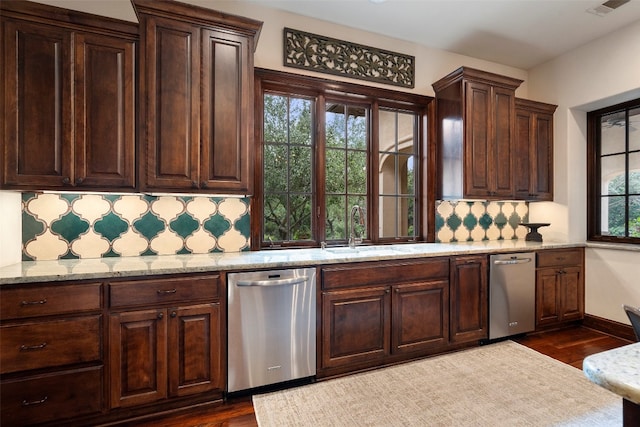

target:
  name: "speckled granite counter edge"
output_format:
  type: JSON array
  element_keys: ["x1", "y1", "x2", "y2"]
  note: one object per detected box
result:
[
  {"x1": 0, "y1": 241, "x2": 585, "y2": 285},
  {"x1": 583, "y1": 343, "x2": 640, "y2": 405}
]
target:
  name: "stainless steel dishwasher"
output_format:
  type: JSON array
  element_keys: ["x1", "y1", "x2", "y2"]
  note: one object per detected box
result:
[
  {"x1": 489, "y1": 252, "x2": 535, "y2": 340},
  {"x1": 227, "y1": 268, "x2": 316, "y2": 393}
]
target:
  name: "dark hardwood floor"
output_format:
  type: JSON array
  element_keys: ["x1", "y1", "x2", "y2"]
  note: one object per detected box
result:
[
  {"x1": 514, "y1": 325, "x2": 633, "y2": 369},
  {"x1": 130, "y1": 326, "x2": 632, "y2": 427}
]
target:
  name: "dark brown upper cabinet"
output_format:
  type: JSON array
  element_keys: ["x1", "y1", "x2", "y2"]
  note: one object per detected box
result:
[
  {"x1": 514, "y1": 98, "x2": 557, "y2": 201},
  {"x1": 1, "y1": 1, "x2": 137, "y2": 190},
  {"x1": 133, "y1": 0, "x2": 262, "y2": 194},
  {"x1": 432, "y1": 67, "x2": 523, "y2": 200}
]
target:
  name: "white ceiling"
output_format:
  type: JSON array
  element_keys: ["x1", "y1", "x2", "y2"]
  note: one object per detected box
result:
[
  {"x1": 31, "y1": 0, "x2": 640, "y2": 70},
  {"x1": 240, "y1": 0, "x2": 640, "y2": 70}
]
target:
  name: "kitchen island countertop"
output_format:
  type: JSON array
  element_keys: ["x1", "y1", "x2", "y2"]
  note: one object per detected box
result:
[
  {"x1": 583, "y1": 342, "x2": 640, "y2": 405},
  {"x1": 0, "y1": 240, "x2": 584, "y2": 285},
  {"x1": 583, "y1": 342, "x2": 640, "y2": 425}
]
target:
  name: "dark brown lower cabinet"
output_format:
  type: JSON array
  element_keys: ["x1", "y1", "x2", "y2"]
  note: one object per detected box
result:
[
  {"x1": 535, "y1": 248, "x2": 584, "y2": 328},
  {"x1": 106, "y1": 273, "x2": 224, "y2": 425},
  {"x1": 1, "y1": 273, "x2": 225, "y2": 426},
  {"x1": 392, "y1": 280, "x2": 449, "y2": 354},
  {"x1": 0, "y1": 282, "x2": 104, "y2": 427},
  {"x1": 169, "y1": 304, "x2": 222, "y2": 397},
  {"x1": 319, "y1": 258, "x2": 451, "y2": 377},
  {"x1": 1, "y1": 367, "x2": 103, "y2": 427},
  {"x1": 449, "y1": 255, "x2": 488, "y2": 343},
  {"x1": 321, "y1": 286, "x2": 390, "y2": 370},
  {"x1": 109, "y1": 308, "x2": 168, "y2": 408},
  {"x1": 109, "y1": 302, "x2": 222, "y2": 408}
]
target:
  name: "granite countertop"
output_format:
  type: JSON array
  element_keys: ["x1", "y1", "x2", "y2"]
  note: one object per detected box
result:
[
  {"x1": 583, "y1": 342, "x2": 640, "y2": 405},
  {"x1": 0, "y1": 240, "x2": 584, "y2": 285}
]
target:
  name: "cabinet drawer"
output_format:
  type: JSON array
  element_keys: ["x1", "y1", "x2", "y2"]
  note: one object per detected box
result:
[
  {"x1": 1, "y1": 283, "x2": 102, "y2": 320},
  {"x1": 1, "y1": 315, "x2": 102, "y2": 374},
  {"x1": 537, "y1": 249, "x2": 583, "y2": 268},
  {"x1": 109, "y1": 275, "x2": 220, "y2": 308},
  {"x1": 322, "y1": 258, "x2": 449, "y2": 290},
  {"x1": 1, "y1": 366, "x2": 103, "y2": 427}
]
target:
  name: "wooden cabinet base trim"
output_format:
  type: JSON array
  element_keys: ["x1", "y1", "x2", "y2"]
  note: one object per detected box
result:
[
  {"x1": 69, "y1": 393, "x2": 224, "y2": 427},
  {"x1": 316, "y1": 340, "x2": 478, "y2": 380},
  {"x1": 583, "y1": 314, "x2": 636, "y2": 342}
]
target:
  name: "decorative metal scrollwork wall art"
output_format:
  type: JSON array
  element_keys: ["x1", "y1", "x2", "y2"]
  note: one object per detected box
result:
[{"x1": 283, "y1": 28, "x2": 415, "y2": 88}]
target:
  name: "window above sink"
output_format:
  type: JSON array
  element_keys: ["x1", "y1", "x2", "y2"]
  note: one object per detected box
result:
[{"x1": 254, "y1": 69, "x2": 432, "y2": 250}]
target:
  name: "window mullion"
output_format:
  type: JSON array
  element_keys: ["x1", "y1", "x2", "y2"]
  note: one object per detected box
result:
[
  {"x1": 316, "y1": 94, "x2": 326, "y2": 244},
  {"x1": 625, "y1": 109, "x2": 630, "y2": 237},
  {"x1": 369, "y1": 102, "x2": 379, "y2": 242}
]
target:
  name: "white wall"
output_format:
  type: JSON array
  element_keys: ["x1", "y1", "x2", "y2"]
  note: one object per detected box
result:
[
  {"x1": 0, "y1": 191, "x2": 22, "y2": 267},
  {"x1": 586, "y1": 248, "x2": 639, "y2": 323},
  {"x1": 191, "y1": 0, "x2": 530, "y2": 98},
  {"x1": 528, "y1": 21, "x2": 640, "y2": 324}
]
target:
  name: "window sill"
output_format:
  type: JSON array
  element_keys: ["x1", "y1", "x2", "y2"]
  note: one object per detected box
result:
[{"x1": 586, "y1": 241, "x2": 640, "y2": 253}]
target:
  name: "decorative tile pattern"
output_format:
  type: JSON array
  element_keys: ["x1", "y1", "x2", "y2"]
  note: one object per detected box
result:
[
  {"x1": 435, "y1": 200, "x2": 529, "y2": 243},
  {"x1": 22, "y1": 193, "x2": 251, "y2": 261}
]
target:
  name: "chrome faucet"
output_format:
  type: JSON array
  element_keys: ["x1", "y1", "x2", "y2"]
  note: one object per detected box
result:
[{"x1": 349, "y1": 205, "x2": 366, "y2": 248}]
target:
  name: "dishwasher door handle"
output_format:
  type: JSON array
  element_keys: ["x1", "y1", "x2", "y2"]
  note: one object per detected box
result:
[
  {"x1": 493, "y1": 258, "x2": 532, "y2": 265},
  {"x1": 236, "y1": 276, "x2": 309, "y2": 287}
]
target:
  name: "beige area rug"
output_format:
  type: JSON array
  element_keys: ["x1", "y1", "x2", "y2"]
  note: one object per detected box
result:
[{"x1": 253, "y1": 341, "x2": 621, "y2": 426}]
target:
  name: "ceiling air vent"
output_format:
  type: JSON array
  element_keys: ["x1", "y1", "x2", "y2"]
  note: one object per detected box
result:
[{"x1": 587, "y1": 0, "x2": 630, "y2": 16}]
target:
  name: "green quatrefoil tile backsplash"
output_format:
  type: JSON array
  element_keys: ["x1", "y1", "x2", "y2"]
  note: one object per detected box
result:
[
  {"x1": 21, "y1": 194, "x2": 527, "y2": 260},
  {"x1": 435, "y1": 200, "x2": 529, "y2": 243},
  {"x1": 21, "y1": 193, "x2": 250, "y2": 261}
]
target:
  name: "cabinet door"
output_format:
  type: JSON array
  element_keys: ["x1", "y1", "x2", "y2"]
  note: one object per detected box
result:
[
  {"x1": 535, "y1": 269, "x2": 561, "y2": 326},
  {"x1": 530, "y1": 111, "x2": 554, "y2": 200},
  {"x1": 2, "y1": 20, "x2": 72, "y2": 188},
  {"x1": 109, "y1": 309, "x2": 167, "y2": 408},
  {"x1": 321, "y1": 286, "x2": 390, "y2": 370},
  {"x1": 559, "y1": 266, "x2": 584, "y2": 321},
  {"x1": 167, "y1": 303, "x2": 222, "y2": 397},
  {"x1": 515, "y1": 105, "x2": 554, "y2": 201},
  {"x1": 142, "y1": 16, "x2": 200, "y2": 190},
  {"x1": 463, "y1": 81, "x2": 515, "y2": 199},
  {"x1": 464, "y1": 81, "x2": 492, "y2": 198},
  {"x1": 74, "y1": 32, "x2": 136, "y2": 188},
  {"x1": 491, "y1": 86, "x2": 515, "y2": 198},
  {"x1": 514, "y1": 108, "x2": 534, "y2": 199},
  {"x1": 450, "y1": 256, "x2": 488, "y2": 343},
  {"x1": 392, "y1": 280, "x2": 449, "y2": 354},
  {"x1": 201, "y1": 29, "x2": 253, "y2": 193}
]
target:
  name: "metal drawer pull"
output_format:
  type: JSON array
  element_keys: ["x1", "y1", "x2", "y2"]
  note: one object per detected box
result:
[
  {"x1": 20, "y1": 298, "x2": 47, "y2": 306},
  {"x1": 20, "y1": 342, "x2": 48, "y2": 351},
  {"x1": 157, "y1": 289, "x2": 177, "y2": 294},
  {"x1": 22, "y1": 396, "x2": 48, "y2": 406}
]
